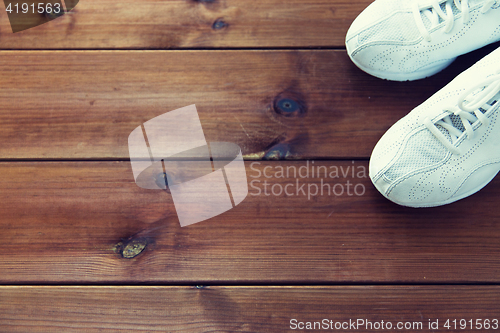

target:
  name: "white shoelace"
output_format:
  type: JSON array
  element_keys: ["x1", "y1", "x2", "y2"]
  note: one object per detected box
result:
[
  {"x1": 412, "y1": 0, "x2": 496, "y2": 42},
  {"x1": 424, "y1": 73, "x2": 500, "y2": 155}
]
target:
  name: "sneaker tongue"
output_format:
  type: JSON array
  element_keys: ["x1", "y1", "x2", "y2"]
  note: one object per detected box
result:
[
  {"x1": 420, "y1": 0, "x2": 462, "y2": 29},
  {"x1": 417, "y1": 0, "x2": 483, "y2": 9},
  {"x1": 461, "y1": 89, "x2": 500, "y2": 111},
  {"x1": 420, "y1": 11, "x2": 434, "y2": 29},
  {"x1": 418, "y1": 0, "x2": 494, "y2": 30},
  {"x1": 489, "y1": 90, "x2": 500, "y2": 105},
  {"x1": 440, "y1": 91, "x2": 500, "y2": 141}
]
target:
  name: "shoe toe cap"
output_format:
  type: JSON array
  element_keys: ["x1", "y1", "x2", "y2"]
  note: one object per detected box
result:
[
  {"x1": 346, "y1": 0, "x2": 390, "y2": 40},
  {"x1": 346, "y1": 0, "x2": 422, "y2": 78},
  {"x1": 369, "y1": 124, "x2": 451, "y2": 207},
  {"x1": 370, "y1": 162, "x2": 436, "y2": 208}
]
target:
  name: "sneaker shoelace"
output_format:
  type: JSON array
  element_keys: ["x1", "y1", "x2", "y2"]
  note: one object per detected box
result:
[
  {"x1": 412, "y1": 0, "x2": 496, "y2": 42},
  {"x1": 424, "y1": 73, "x2": 500, "y2": 155}
]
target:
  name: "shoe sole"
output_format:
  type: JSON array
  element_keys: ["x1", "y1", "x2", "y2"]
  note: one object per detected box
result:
[
  {"x1": 372, "y1": 169, "x2": 500, "y2": 208},
  {"x1": 346, "y1": 48, "x2": 457, "y2": 81}
]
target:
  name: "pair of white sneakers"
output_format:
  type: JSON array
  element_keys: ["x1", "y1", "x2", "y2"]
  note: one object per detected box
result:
[{"x1": 346, "y1": 0, "x2": 500, "y2": 207}]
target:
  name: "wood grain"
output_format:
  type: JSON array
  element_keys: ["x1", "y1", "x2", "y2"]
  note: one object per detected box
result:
[
  {"x1": 0, "y1": 47, "x2": 496, "y2": 160},
  {"x1": 0, "y1": 161, "x2": 499, "y2": 283},
  {"x1": 1, "y1": 286, "x2": 499, "y2": 332},
  {"x1": 3, "y1": 0, "x2": 499, "y2": 329},
  {"x1": 0, "y1": 0, "x2": 369, "y2": 49}
]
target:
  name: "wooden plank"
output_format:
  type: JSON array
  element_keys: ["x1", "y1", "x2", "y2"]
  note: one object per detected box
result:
[
  {"x1": 1, "y1": 286, "x2": 499, "y2": 332},
  {"x1": 0, "y1": 0, "x2": 369, "y2": 49},
  {"x1": 0, "y1": 47, "x2": 495, "y2": 160},
  {"x1": 1, "y1": 160, "x2": 500, "y2": 283}
]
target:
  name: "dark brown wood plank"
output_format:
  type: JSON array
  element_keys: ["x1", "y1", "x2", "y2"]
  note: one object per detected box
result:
[
  {"x1": 0, "y1": 0, "x2": 367, "y2": 49},
  {"x1": 0, "y1": 161, "x2": 499, "y2": 283},
  {"x1": 1, "y1": 286, "x2": 499, "y2": 332},
  {"x1": 0, "y1": 47, "x2": 495, "y2": 160}
]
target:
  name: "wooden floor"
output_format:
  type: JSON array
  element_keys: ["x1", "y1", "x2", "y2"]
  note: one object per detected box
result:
[{"x1": 1, "y1": 0, "x2": 500, "y2": 331}]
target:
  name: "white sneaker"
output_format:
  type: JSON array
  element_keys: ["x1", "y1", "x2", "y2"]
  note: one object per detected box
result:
[
  {"x1": 346, "y1": 0, "x2": 500, "y2": 81},
  {"x1": 369, "y1": 46, "x2": 500, "y2": 207}
]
